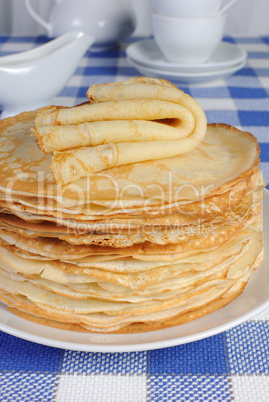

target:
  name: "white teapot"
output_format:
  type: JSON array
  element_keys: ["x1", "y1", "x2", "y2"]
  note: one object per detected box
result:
[{"x1": 24, "y1": 0, "x2": 136, "y2": 51}]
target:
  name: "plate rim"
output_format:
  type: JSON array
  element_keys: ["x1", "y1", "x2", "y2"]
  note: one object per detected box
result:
[
  {"x1": 128, "y1": 57, "x2": 246, "y2": 78},
  {"x1": 0, "y1": 190, "x2": 268, "y2": 353},
  {"x1": 128, "y1": 57, "x2": 246, "y2": 84}
]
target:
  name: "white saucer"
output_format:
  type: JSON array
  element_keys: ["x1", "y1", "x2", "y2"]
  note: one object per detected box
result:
[
  {"x1": 126, "y1": 39, "x2": 247, "y2": 73},
  {"x1": 128, "y1": 57, "x2": 246, "y2": 84}
]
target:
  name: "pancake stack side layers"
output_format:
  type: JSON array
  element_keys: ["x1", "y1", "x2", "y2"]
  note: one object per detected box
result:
[{"x1": 0, "y1": 77, "x2": 265, "y2": 333}]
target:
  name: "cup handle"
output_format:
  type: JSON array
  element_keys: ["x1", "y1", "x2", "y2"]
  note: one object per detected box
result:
[
  {"x1": 24, "y1": 0, "x2": 52, "y2": 36},
  {"x1": 220, "y1": 0, "x2": 237, "y2": 14}
]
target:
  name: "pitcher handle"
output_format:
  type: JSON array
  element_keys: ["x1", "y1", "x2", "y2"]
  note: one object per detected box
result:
[
  {"x1": 24, "y1": 0, "x2": 52, "y2": 36},
  {"x1": 220, "y1": 0, "x2": 237, "y2": 15}
]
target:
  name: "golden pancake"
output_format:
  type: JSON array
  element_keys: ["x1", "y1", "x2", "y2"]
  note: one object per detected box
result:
[{"x1": 0, "y1": 77, "x2": 265, "y2": 333}]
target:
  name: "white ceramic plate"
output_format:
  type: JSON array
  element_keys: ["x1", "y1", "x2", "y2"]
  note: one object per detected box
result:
[
  {"x1": 126, "y1": 39, "x2": 247, "y2": 73},
  {"x1": 0, "y1": 190, "x2": 269, "y2": 353},
  {"x1": 128, "y1": 57, "x2": 246, "y2": 84}
]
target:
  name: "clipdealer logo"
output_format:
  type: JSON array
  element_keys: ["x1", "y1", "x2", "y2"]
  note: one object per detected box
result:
[{"x1": 3, "y1": 168, "x2": 261, "y2": 237}]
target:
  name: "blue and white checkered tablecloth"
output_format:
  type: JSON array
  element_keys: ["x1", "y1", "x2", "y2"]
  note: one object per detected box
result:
[{"x1": 0, "y1": 35, "x2": 269, "y2": 401}]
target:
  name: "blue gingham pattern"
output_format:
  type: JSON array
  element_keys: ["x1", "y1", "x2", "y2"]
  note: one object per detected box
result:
[{"x1": 0, "y1": 35, "x2": 269, "y2": 401}]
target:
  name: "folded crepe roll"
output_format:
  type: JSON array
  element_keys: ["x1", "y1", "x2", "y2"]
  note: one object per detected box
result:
[{"x1": 33, "y1": 77, "x2": 207, "y2": 186}]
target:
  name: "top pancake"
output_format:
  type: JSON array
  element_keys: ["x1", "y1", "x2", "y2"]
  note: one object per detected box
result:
[{"x1": 0, "y1": 111, "x2": 260, "y2": 213}]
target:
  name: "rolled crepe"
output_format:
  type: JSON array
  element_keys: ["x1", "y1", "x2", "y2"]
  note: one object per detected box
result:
[
  {"x1": 32, "y1": 102, "x2": 196, "y2": 153},
  {"x1": 33, "y1": 77, "x2": 207, "y2": 186}
]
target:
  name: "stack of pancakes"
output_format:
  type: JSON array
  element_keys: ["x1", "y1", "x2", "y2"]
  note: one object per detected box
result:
[{"x1": 0, "y1": 78, "x2": 264, "y2": 333}]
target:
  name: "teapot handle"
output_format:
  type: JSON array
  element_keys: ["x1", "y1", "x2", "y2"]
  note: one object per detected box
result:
[
  {"x1": 24, "y1": 0, "x2": 53, "y2": 36},
  {"x1": 220, "y1": 0, "x2": 237, "y2": 15}
]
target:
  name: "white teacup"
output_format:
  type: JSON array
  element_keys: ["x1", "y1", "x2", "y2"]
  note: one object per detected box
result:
[
  {"x1": 150, "y1": 0, "x2": 236, "y2": 18},
  {"x1": 152, "y1": 13, "x2": 226, "y2": 64}
]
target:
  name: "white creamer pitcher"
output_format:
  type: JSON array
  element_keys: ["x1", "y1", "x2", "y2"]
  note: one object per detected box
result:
[
  {"x1": 24, "y1": 0, "x2": 136, "y2": 51},
  {"x1": 0, "y1": 31, "x2": 94, "y2": 119}
]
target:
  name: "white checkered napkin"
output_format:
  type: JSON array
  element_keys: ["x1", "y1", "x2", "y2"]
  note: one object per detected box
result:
[
  {"x1": 1, "y1": 320, "x2": 268, "y2": 401},
  {"x1": 54, "y1": 374, "x2": 148, "y2": 402},
  {"x1": 53, "y1": 350, "x2": 148, "y2": 401},
  {"x1": 0, "y1": 372, "x2": 56, "y2": 401}
]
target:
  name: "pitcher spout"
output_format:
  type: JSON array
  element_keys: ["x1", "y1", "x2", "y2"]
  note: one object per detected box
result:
[
  {"x1": 50, "y1": 31, "x2": 95, "y2": 61},
  {"x1": 65, "y1": 31, "x2": 95, "y2": 59}
]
